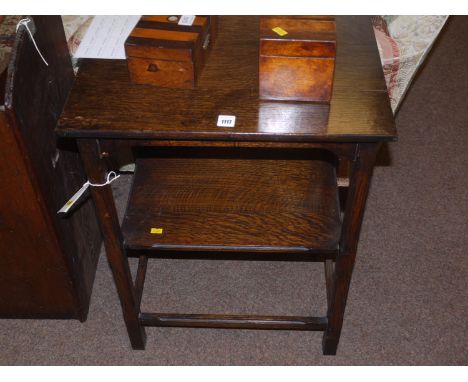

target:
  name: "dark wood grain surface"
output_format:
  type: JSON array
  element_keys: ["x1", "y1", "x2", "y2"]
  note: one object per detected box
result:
[
  {"x1": 122, "y1": 148, "x2": 340, "y2": 252},
  {"x1": 0, "y1": 16, "x2": 101, "y2": 320},
  {"x1": 57, "y1": 16, "x2": 395, "y2": 142}
]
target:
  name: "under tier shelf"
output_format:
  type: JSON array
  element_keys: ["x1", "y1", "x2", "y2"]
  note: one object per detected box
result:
[{"x1": 122, "y1": 148, "x2": 340, "y2": 254}]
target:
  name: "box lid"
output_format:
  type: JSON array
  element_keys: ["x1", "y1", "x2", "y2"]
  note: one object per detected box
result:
[
  {"x1": 125, "y1": 16, "x2": 210, "y2": 61},
  {"x1": 260, "y1": 16, "x2": 336, "y2": 58}
]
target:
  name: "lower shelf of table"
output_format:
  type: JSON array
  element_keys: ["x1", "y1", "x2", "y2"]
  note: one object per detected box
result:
[{"x1": 122, "y1": 148, "x2": 341, "y2": 254}]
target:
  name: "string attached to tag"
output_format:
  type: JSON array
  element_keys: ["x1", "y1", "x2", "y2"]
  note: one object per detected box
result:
[
  {"x1": 58, "y1": 171, "x2": 120, "y2": 214},
  {"x1": 87, "y1": 171, "x2": 120, "y2": 187},
  {"x1": 16, "y1": 18, "x2": 49, "y2": 66}
]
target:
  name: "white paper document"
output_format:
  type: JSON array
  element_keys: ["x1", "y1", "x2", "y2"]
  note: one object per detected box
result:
[{"x1": 74, "y1": 15, "x2": 141, "y2": 59}]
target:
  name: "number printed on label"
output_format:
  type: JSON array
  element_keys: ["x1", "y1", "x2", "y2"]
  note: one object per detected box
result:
[
  {"x1": 178, "y1": 15, "x2": 196, "y2": 26},
  {"x1": 217, "y1": 115, "x2": 236, "y2": 128}
]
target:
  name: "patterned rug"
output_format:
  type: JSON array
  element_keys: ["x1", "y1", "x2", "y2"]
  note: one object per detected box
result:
[{"x1": 372, "y1": 15, "x2": 449, "y2": 112}]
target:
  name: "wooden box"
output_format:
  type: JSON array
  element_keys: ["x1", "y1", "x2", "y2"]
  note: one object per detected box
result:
[
  {"x1": 259, "y1": 16, "x2": 336, "y2": 102},
  {"x1": 125, "y1": 16, "x2": 217, "y2": 89}
]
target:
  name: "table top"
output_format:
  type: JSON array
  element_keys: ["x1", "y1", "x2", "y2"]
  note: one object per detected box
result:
[{"x1": 57, "y1": 16, "x2": 396, "y2": 143}]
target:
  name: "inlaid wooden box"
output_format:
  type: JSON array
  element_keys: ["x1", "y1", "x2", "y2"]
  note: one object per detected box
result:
[
  {"x1": 125, "y1": 16, "x2": 217, "y2": 89},
  {"x1": 259, "y1": 16, "x2": 336, "y2": 102}
]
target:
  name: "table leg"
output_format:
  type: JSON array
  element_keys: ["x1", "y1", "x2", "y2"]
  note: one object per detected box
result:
[
  {"x1": 322, "y1": 143, "x2": 380, "y2": 355},
  {"x1": 78, "y1": 139, "x2": 146, "y2": 349}
]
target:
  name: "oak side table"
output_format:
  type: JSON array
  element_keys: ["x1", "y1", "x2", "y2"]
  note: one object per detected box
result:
[{"x1": 57, "y1": 16, "x2": 396, "y2": 355}]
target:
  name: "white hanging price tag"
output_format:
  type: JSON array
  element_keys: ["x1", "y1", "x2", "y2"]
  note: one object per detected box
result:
[
  {"x1": 58, "y1": 171, "x2": 120, "y2": 214},
  {"x1": 58, "y1": 183, "x2": 90, "y2": 214},
  {"x1": 178, "y1": 15, "x2": 196, "y2": 26}
]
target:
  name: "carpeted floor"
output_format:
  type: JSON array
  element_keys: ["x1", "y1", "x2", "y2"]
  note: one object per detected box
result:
[{"x1": 0, "y1": 16, "x2": 466, "y2": 365}]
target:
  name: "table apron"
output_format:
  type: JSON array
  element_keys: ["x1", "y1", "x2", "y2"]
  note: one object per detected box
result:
[{"x1": 97, "y1": 139, "x2": 360, "y2": 160}]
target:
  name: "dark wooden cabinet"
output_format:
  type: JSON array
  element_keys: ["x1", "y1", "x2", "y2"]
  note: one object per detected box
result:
[{"x1": 0, "y1": 16, "x2": 101, "y2": 320}]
